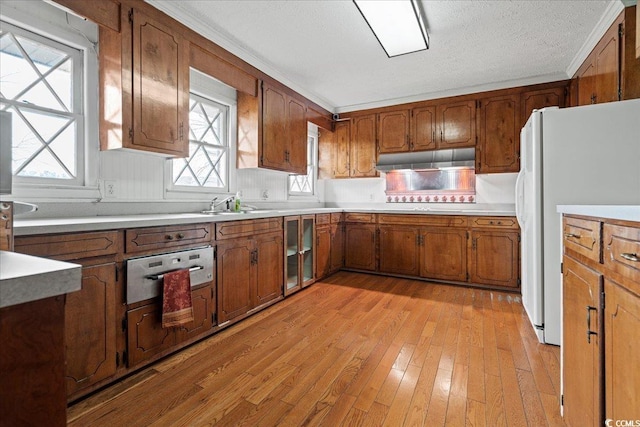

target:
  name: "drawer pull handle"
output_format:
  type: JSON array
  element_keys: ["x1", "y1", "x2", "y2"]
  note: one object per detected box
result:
[
  {"x1": 564, "y1": 233, "x2": 581, "y2": 239},
  {"x1": 165, "y1": 234, "x2": 174, "y2": 240},
  {"x1": 620, "y1": 252, "x2": 639, "y2": 262},
  {"x1": 145, "y1": 265, "x2": 203, "y2": 281},
  {"x1": 176, "y1": 233, "x2": 185, "y2": 239}
]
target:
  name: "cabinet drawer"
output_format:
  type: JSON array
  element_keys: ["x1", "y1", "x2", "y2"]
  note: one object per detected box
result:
[
  {"x1": 378, "y1": 214, "x2": 468, "y2": 228},
  {"x1": 604, "y1": 223, "x2": 640, "y2": 285},
  {"x1": 126, "y1": 224, "x2": 211, "y2": 254},
  {"x1": 331, "y1": 213, "x2": 343, "y2": 223},
  {"x1": 216, "y1": 217, "x2": 282, "y2": 240},
  {"x1": 316, "y1": 213, "x2": 331, "y2": 225},
  {"x1": 15, "y1": 231, "x2": 121, "y2": 261},
  {"x1": 344, "y1": 213, "x2": 376, "y2": 223},
  {"x1": 563, "y1": 217, "x2": 601, "y2": 262},
  {"x1": 470, "y1": 216, "x2": 519, "y2": 229}
]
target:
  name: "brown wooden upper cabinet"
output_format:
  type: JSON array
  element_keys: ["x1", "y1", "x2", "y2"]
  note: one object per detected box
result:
[
  {"x1": 100, "y1": 7, "x2": 190, "y2": 157},
  {"x1": 476, "y1": 94, "x2": 520, "y2": 174},
  {"x1": 378, "y1": 109, "x2": 410, "y2": 153},
  {"x1": 437, "y1": 100, "x2": 477, "y2": 148},
  {"x1": 350, "y1": 114, "x2": 378, "y2": 177},
  {"x1": 317, "y1": 120, "x2": 354, "y2": 179},
  {"x1": 520, "y1": 86, "x2": 566, "y2": 129},
  {"x1": 574, "y1": 6, "x2": 640, "y2": 105},
  {"x1": 261, "y1": 82, "x2": 308, "y2": 174}
]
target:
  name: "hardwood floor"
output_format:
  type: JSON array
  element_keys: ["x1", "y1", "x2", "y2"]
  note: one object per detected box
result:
[{"x1": 68, "y1": 272, "x2": 565, "y2": 426}]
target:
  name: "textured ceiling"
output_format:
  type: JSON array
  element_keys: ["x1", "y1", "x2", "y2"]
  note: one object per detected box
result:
[{"x1": 149, "y1": 0, "x2": 617, "y2": 112}]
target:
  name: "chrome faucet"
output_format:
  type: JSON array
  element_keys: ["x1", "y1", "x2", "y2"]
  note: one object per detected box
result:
[{"x1": 210, "y1": 195, "x2": 235, "y2": 211}]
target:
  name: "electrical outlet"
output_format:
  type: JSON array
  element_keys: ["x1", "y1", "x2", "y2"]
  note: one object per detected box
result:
[{"x1": 104, "y1": 180, "x2": 116, "y2": 198}]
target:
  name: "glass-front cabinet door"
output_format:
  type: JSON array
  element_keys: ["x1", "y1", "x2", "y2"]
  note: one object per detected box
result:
[{"x1": 284, "y1": 215, "x2": 315, "y2": 296}]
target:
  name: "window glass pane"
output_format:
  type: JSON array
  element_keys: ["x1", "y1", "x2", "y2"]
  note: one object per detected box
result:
[
  {"x1": 1, "y1": 22, "x2": 81, "y2": 182},
  {"x1": 289, "y1": 134, "x2": 315, "y2": 195},
  {"x1": 173, "y1": 94, "x2": 229, "y2": 190}
]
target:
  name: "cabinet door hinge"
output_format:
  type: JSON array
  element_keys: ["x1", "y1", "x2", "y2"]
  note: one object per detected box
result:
[
  {"x1": 213, "y1": 246, "x2": 217, "y2": 261},
  {"x1": 517, "y1": 277, "x2": 521, "y2": 286},
  {"x1": 560, "y1": 262, "x2": 563, "y2": 274},
  {"x1": 260, "y1": 154, "x2": 264, "y2": 164},
  {"x1": 517, "y1": 234, "x2": 521, "y2": 243},
  {"x1": 618, "y1": 88, "x2": 622, "y2": 101},
  {"x1": 128, "y1": 9, "x2": 133, "y2": 24},
  {"x1": 618, "y1": 23, "x2": 623, "y2": 38},
  {"x1": 601, "y1": 291, "x2": 605, "y2": 310},
  {"x1": 115, "y1": 265, "x2": 119, "y2": 282},
  {"x1": 129, "y1": 128, "x2": 133, "y2": 140},
  {"x1": 561, "y1": 394, "x2": 564, "y2": 406},
  {"x1": 122, "y1": 316, "x2": 127, "y2": 332}
]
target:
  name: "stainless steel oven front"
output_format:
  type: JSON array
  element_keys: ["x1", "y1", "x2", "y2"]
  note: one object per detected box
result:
[{"x1": 126, "y1": 246, "x2": 214, "y2": 305}]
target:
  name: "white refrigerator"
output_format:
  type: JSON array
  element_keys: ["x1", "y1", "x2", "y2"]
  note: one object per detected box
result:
[{"x1": 515, "y1": 99, "x2": 640, "y2": 345}]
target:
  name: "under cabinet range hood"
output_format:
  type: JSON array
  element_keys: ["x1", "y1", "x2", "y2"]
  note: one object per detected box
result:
[{"x1": 376, "y1": 147, "x2": 475, "y2": 171}]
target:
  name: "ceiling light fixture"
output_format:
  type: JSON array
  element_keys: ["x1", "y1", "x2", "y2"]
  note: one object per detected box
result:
[{"x1": 353, "y1": 0, "x2": 429, "y2": 58}]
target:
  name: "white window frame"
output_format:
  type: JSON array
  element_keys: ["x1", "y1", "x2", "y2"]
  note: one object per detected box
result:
[
  {"x1": 0, "y1": 1, "x2": 99, "y2": 200},
  {"x1": 165, "y1": 68, "x2": 237, "y2": 199},
  {"x1": 288, "y1": 123, "x2": 317, "y2": 199}
]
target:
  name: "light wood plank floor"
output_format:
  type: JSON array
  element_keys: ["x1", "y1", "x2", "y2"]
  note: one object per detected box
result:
[{"x1": 69, "y1": 272, "x2": 565, "y2": 426}]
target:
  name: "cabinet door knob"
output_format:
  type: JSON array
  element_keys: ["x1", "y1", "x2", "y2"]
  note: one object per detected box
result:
[
  {"x1": 165, "y1": 234, "x2": 174, "y2": 240},
  {"x1": 586, "y1": 306, "x2": 597, "y2": 343},
  {"x1": 176, "y1": 233, "x2": 185, "y2": 240}
]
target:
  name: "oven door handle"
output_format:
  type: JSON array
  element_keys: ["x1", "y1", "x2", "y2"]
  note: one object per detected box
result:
[{"x1": 145, "y1": 265, "x2": 204, "y2": 281}]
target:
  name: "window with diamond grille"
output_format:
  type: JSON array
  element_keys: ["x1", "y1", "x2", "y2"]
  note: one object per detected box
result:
[
  {"x1": 172, "y1": 93, "x2": 229, "y2": 190},
  {"x1": 289, "y1": 133, "x2": 316, "y2": 196},
  {"x1": 0, "y1": 20, "x2": 84, "y2": 184}
]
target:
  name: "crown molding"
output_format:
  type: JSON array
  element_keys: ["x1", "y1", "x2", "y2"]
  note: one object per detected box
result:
[{"x1": 566, "y1": 1, "x2": 625, "y2": 77}]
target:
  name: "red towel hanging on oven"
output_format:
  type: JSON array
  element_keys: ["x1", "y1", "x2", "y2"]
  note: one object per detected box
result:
[{"x1": 161, "y1": 269, "x2": 194, "y2": 328}]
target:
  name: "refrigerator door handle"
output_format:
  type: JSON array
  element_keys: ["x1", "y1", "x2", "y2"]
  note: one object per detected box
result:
[{"x1": 515, "y1": 169, "x2": 525, "y2": 227}]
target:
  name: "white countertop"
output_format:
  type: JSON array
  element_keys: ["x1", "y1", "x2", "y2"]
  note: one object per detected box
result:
[
  {"x1": 14, "y1": 208, "x2": 516, "y2": 236},
  {"x1": 13, "y1": 207, "x2": 516, "y2": 236},
  {"x1": 0, "y1": 251, "x2": 82, "y2": 308},
  {"x1": 557, "y1": 205, "x2": 640, "y2": 222}
]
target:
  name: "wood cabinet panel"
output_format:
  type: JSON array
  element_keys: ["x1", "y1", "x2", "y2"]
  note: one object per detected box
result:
[
  {"x1": 130, "y1": 8, "x2": 189, "y2": 156},
  {"x1": 334, "y1": 121, "x2": 351, "y2": 178},
  {"x1": 0, "y1": 296, "x2": 66, "y2": 427},
  {"x1": 287, "y1": 96, "x2": 309, "y2": 175},
  {"x1": 344, "y1": 213, "x2": 376, "y2": 223},
  {"x1": 330, "y1": 223, "x2": 344, "y2": 273},
  {"x1": 14, "y1": 231, "x2": 120, "y2": 261},
  {"x1": 576, "y1": 57, "x2": 597, "y2": 106},
  {"x1": 315, "y1": 225, "x2": 332, "y2": 279},
  {"x1": 350, "y1": 114, "x2": 378, "y2": 177},
  {"x1": 562, "y1": 255, "x2": 603, "y2": 427},
  {"x1": 420, "y1": 228, "x2": 467, "y2": 282},
  {"x1": 378, "y1": 225, "x2": 420, "y2": 276},
  {"x1": 469, "y1": 230, "x2": 520, "y2": 288},
  {"x1": 477, "y1": 94, "x2": 520, "y2": 173},
  {"x1": 594, "y1": 21, "x2": 620, "y2": 104},
  {"x1": 378, "y1": 109, "x2": 409, "y2": 153},
  {"x1": 215, "y1": 217, "x2": 282, "y2": 240},
  {"x1": 379, "y1": 214, "x2": 468, "y2": 228},
  {"x1": 563, "y1": 217, "x2": 601, "y2": 263},
  {"x1": 437, "y1": 100, "x2": 476, "y2": 148},
  {"x1": 604, "y1": 278, "x2": 640, "y2": 423},
  {"x1": 261, "y1": 83, "x2": 288, "y2": 169},
  {"x1": 255, "y1": 232, "x2": 284, "y2": 306},
  {"x1": 216, "y1": 239, "x2": 254, "y2": 324},
  {"x1": 470, "y1": 216, "x2": 519, "y2": 230},
  {"x1": 603, "y1": 223, "x2": 640, "y2": 287},
  {"x1": 177, "y1": 286, "x2": 213, "y2": 341},
  {"x1": 520, "y1": 86, "x2": 566, "y2": 129},
  {"x1": 344, "y1": 224, "x2": 377, "y2": 271},
  {"x1": 65, "y1": 263, "x2": 117, "y2": 397},
  {"x1": 125, "y1": 224, "x2": 211, "y2": 254},
  {"x1": 127, "y1": 303, "x2": 177, "y2": 367},
  {"x1": 412, "y1": 105, "x2": 437, "y2": 151}
]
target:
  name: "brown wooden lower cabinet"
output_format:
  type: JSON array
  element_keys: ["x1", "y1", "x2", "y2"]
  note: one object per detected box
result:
[
  {"x1": 562, "y1": 255, "x2": 602, "y2": 427},
  {"x1": 420, "y1": 228, "x2": 467, "y2": 282},
  {"x1": 468, "y1": 230, "x2": 520, "y2": 288},
  {"x1": 330, "y1": 223, "x2": 345, "y2": 273},
  {"x1": 315, "y1": 224, "x2": 332, "y2": 279},
  {"x1": 378, "y1": 225, "x2": 419, "y2": 276},
  {"x1": 127, "y1": 285, "x2": 213, "y2": 367},
  {"x1": 65, "y1": 263, "x2": 117, "y2": 397},
  {"x1": 344, "y1": 223, "x2": 377, "y2": 271},
  {"x1": 216, "y1": 232, "x2": 283, "y2": 324},
  {"x1": 561, "y1": 213, "x2": 640, "y2": 427}
]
